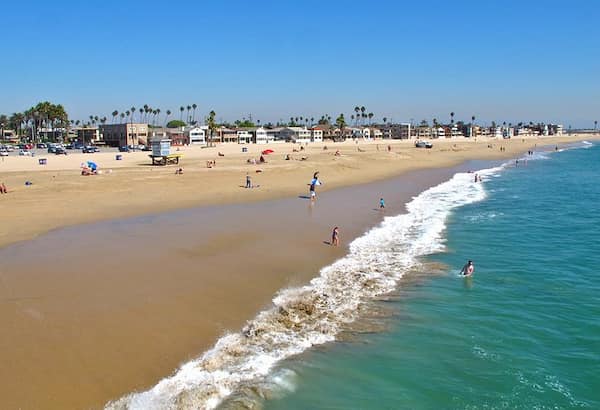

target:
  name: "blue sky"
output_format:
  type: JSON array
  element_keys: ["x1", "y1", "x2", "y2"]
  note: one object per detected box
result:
[{"x1": 2, "y1": 0, "x2": 599, "y2": 127}]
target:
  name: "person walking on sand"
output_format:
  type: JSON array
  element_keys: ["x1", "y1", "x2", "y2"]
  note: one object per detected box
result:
[
  {"x1": 245, "y1": 173, "x2": 252, "y2": 188},
  {"x1": 331, "y1": 227, "x2": 340, "y2": 246},
  {"x1": 379, "y1": 197, "x2": 385, "y2": 210}
]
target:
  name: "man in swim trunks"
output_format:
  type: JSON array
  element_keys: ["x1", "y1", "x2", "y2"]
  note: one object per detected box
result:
[{"x1": 461, "y1": 260, "x2": 474, "y2": 276}]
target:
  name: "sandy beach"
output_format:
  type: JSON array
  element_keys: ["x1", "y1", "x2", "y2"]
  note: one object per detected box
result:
[
  {"x1": 0, "y1": 135, "x2": 597, "y2": 409},
  {"x1": 1, "y1": 135, "x2": 595, "y2": 250}
]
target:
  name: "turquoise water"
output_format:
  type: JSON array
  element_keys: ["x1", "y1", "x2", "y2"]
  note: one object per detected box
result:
[{"x1": 264, "y1": 143, "x2": 600, "y2": 409}]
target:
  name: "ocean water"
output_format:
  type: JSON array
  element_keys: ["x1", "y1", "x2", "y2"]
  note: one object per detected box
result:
[
  {"x1": 262, "y1": 142, "x2": 600, "y2": 410},
  {"x1": 107, "y1": 142, "x2": 599, "y2": 409}
]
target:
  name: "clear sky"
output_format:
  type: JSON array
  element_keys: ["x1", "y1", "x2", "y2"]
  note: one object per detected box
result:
[{"x1": 1, "y1": 0, "x2": 598, "y2": 127}]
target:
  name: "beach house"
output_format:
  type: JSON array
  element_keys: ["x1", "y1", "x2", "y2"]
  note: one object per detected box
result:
[
  {"x1": 311, "y1": 128, "x2": 323, "y2": 142},
  {"x1": 237, "y1": 130, "x2": 252, "y2": 144},
  {"x1": 187, "y1": 126, "x2": 207, "y2": 145},
  {"x1": 279, "y1": 127, "x2": 311, "y2": 143},
  {"x1": 100, "y1": 123, "x2": 148, "y2": 147}
]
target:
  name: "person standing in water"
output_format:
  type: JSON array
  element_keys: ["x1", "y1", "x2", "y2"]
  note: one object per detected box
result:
[
  {"x1": 461, "y1": 260, "x2": 474, "y2": 276},
  {"x1": 331, "y1": 227, "x2": 340, "y2": 246}
]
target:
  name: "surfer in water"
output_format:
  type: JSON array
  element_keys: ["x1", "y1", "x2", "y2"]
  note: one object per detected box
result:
[{"x1": 461, "y1": 260, "x2": 474, "y2": 276}]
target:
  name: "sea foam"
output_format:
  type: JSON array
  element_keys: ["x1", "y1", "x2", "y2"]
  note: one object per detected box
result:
[{"x1": 106, "y1": 166, "x2": 503, "y2": 410}]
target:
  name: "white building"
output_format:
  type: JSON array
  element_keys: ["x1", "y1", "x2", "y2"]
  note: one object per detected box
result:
[
  {"x1": 450, "y1": 125, "x2": 463, "y2": 138},
  {"x1": 280, "y1": 127, "x2": 311, "y2": 143},
  {"x1": 311, "y1": 129, "x2": 323, "y2": 142},
  {"x1": 435, "y1": 127, "x2": 445, "y2": 138},
  {"x1": 255, "y1": 127, "x2": 275, "y2": 144},
  {"x1": 187, "y1": 126, "x2": 207, "y2": 145},
  {"x1": 237, "y1": 130, "x2": 252, "y2": 144}
]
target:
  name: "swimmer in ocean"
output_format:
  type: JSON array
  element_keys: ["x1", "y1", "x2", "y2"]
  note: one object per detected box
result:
[{"x1": 461, "y1": 260, "x2": 474, "y2": 276}]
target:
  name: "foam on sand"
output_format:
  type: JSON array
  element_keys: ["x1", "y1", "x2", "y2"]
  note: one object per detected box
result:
[{"x1": 105, "y1": 165, "x2": 504, "y2": 410}]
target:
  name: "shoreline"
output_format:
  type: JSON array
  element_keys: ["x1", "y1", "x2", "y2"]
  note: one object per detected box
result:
[
  {"x1": 0, "y1": 135, "x2": 596, "y2": 250},
  {"x1": 0, "y1": 136, "x2": 595, "y2": 409},
  {"x1": 0, "y1": 157, "x2": 498, "y2": 409}
]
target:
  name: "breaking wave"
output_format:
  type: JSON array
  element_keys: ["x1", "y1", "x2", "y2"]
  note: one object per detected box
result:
[{"x1": 106, "y1": 166, "x2": 503, "y2": 410}]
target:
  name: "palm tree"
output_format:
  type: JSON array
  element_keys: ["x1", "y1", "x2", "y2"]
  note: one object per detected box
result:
[
  {"x1": 383, "y1": 117, "x2": 388, "y2": 124},
  {"x1": 354, "y1": 106, "x2": 360, "y2": 124},
  {"x1": 180, "y1": 106, "x2": 185, "y2": 122},
  {"x1": 130, "y1": 107, "x2": 136, "y2": 122},
  {"x1": 164, "y1": 110, "x2": 171, "y2": 126},
  {"x1": 125, "y1": 111, "x2": 131, "y2": 123},
  {"x1": 139, "y1": 108, "x2": 143, "y2": 122},
  {"x1": 207, "y1": 110, "x2": 217, "y2": 147},
  {"x1": 192, "y1": 103, "x2": 197, "y2": 124},
  {"x1": 450, "y1": 112, "x2": 455, "y2": 124},
  {"x1": 471, "y1": 115, "x2": 476, "y2": 137},
  {"x1": 335, "y1": 113, "x2": 346, "y2": 141},
  {"x1": 112, "y1": 110, "x2": 118, "y2": 124},
  {"x1": 360, "y1": 106, "x2": 366, "y2": 125},
  {"x1": 368, "y1": 112, "x2": 374, "y2": 125},
  {"x1": 351, "y1": 114, "x2": 355, "y2": 124},
  {"x1": 186, "y1": 105, "x2": 191, "y2": 124},
  {"x1": 595, "y1": 120, "x2": 598, "y2": 130},
  {"x1": 156, "y1": 109, "x2": 161, "y2": 126}
]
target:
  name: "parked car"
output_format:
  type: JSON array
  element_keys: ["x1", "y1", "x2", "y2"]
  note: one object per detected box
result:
[
  {"x1": 4, "y1": 145, "x2": 15, "y2": 152},
  {"x1": 118, "y1": 146, "x2": 130, "y2": 152},
  {"x1": 36, "y1": 143, "x2": 48, "y2": 149},
  {"x1": 82, "y1": 146, "x2": 99, "y2": 153},
  {"x1": 48, "y1": 146, "x2": 58, "y2": 153},
  {"x1": 19, "y1": 149, "x2": 33, "y2": 156},
  {"x1": 0, "y1": 149, "x2": 8, "y2": 157},
  {"x1": 55, "y1": 147, "x2": 68, "y2": 155},
  {"x1": 415, "y1": 140, "x2": 433, "y2": 148}
]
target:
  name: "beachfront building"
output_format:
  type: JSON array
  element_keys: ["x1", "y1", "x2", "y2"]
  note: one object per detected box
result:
[
  {"x1": 254, "y1": 127, "x2": 277, "y2": 144},
  {"x1": 217, "y1": 127, "x2": 238, "y2": 143},
  {"x1": 280, "y1": 127, "x2": 311, "y2": 143},
  {"x1": 360, "y1": 127, "x2": 372, "y2": 140},
  {"x1": 371, "y1": 128, "x2": 383, "y2": 139},
  {"x1": 312, "y1": 124, "x2": 335, "y2": 140},
  {"x1": 435, "y1": 127, "x2": 446, "y2": 138},
  {"x1": 187, "y1": 126, "x2": 207, "y2": 145},
  {"x1": 450, "y1": 125, "x2": 464, "y2": 138},
  {"x1": 75, "y1": 127, "x2": 100, "y2": 144},
  {"x1": 255, "y1": 127, "x2": 268, "y2": 144},
  {"x1": 552, "y1": 124, "x2": 564, "y2": 135},
  {"x1": 0, "y1": 129, "x2": 17, "y2": 142},
  {"x1": 416, "y1": 125, "x2": 432, "y2": 139},
  {"x1": 492, "y1": 127, "x2": 503, "y2": 138},
  {"x1": 310, "y1": 128, "x2": 323, "y2": 142},
  {"x1": 381, "y1": 123, "x2": 411, "y2": 139},
  {"x1": 100, "y1": 123, "x2": 148, "y2": 147},
  {"x1": 237, "y1": 130, "x2": 252, "y2": 144}
]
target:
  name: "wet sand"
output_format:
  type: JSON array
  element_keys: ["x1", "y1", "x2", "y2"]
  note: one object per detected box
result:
[{"x1": 0, "y1": 159, "x2": 492, "y2": 409}]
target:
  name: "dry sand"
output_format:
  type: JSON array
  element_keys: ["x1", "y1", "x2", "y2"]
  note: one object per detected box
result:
[
  {"x1": 0, "y1": 135, "x2": 597, "y2": 409},
  {"x1": 1, "y1": 135, "x2": 595, "y2": 249}
]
